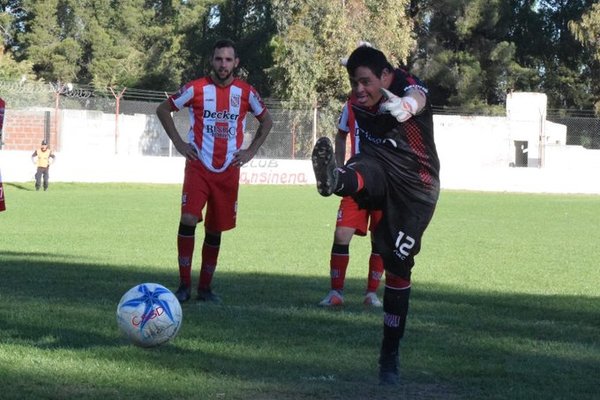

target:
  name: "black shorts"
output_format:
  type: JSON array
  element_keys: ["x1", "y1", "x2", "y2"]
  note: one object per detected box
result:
[
  {"x1": 347, "y1": 154, "x2": 438, "y2": 279},
  {"x1": 373, "y1": 195, "x2": 436, "y2": 279}
]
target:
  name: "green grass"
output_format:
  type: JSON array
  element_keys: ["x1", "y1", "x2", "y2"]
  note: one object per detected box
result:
[{"x1": 0, "y1": 183, "x2": 598, "y2": 399}]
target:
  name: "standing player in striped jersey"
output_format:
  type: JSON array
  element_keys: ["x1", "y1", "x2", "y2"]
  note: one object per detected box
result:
[
  {"x1": 156, "y1": 39, "x2": 273, "y2": 304},
  {"x1": 312, "y1": 46, "x2": 440, "y2": 385},
  {"x1": 318, "y1": 97, "x2": 384, "y2": 308}
]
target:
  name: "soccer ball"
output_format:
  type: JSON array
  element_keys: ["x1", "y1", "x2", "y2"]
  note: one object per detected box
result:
[{"x1": 116, "y1": 283, "x2": 182, "y2": 348}]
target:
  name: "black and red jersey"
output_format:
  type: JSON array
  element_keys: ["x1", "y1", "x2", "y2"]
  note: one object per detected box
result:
[{"x1": 347, "y1": 69, "x2": 440, "y2": 205}]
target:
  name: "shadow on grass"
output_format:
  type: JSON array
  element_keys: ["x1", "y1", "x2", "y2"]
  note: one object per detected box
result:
[
  {"x1": 0, "y1": 251, "x2": 598, "y2": 400},
  {"x1": 5, "y1": 182, "x2": 34, "y2": 191}
]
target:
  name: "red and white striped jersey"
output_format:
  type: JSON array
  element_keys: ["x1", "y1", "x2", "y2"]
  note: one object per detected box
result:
[
  {"x1": 337, "y1": 99, "x2": 360, "y2": 157},
  {"x1": 168, "y1": 77, "x2": 267, "y2": 172}
]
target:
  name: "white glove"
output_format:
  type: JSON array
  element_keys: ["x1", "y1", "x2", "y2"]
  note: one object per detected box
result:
[{"x1": 379, "y1": 88, "x2": 418, "y2": 122}]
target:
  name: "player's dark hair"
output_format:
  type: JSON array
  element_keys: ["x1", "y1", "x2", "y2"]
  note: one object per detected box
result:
[
  {"x1": 346, "y1": 46, "x2": 393, "y2": 78},
  {"x1": 213, "y1": 39, "x2": 237, "y2": 58}
]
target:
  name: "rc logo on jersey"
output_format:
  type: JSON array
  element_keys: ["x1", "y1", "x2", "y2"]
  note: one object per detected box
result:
[{"x1": 231, "y1": 94, "x2": 240, "y2": 108}]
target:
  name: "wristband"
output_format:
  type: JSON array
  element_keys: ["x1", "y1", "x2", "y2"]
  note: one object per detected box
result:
[{"x1": 402, "y1": 96, "x2": 419, "y2": 114}]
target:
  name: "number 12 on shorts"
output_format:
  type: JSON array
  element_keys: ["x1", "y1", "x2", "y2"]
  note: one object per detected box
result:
[{"x1": 394, "y1": 231, "x2": 415, "y2": 260}]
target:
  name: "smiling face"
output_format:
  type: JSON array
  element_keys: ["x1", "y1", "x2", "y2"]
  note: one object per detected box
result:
[
  {"x1": 211, "y1": 46, "x2": 239, "y2": 86},
  {"x1": 349, "y1": 66, "x2": 392, "y2": 108}
]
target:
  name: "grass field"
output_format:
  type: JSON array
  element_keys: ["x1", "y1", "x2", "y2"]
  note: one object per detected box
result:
[{"x1": 1, "y1": 182, "x2": 598, "y2": 400}]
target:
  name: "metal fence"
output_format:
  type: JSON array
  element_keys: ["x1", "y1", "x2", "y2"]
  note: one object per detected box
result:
[
  {"x1": 1, "y1": 80, "x2": 599, "y2": 156},
  {"x1": 0, "y1": 79, "x2": 320, "y2": 158},
  {"x1": 547, "y1": 109, "x2": 600, "y2": 149}
]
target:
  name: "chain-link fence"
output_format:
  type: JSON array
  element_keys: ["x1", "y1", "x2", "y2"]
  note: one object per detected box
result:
[
  {"x1": 547, "y1": 109, "x2": 600, "y2": 149},
  {"x1": 1, "y1": 79, "x2": 599, "y2": 155},
  {"x1": 0, "y1": 79, "x2": 319, "y2": 159}
]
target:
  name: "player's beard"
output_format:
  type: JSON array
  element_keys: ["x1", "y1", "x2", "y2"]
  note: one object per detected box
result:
[{"x1": 213, "y1": 68, "x2": 233, "y2": 84}]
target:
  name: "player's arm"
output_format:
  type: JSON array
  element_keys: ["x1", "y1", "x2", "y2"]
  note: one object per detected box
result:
[
  {"x1": 156, "y1": 100, "x2": 198, "y2": 161},
  {"x1": 334, "y1": 129, "x2": 348, "y2": 166},
  {"x1": 31, "y1": 150, "x2": 37, "y2": 164},
  {"x1": 233, "y1": 110, "x2": 273, "y2": 167},
  {"x1": 335, "y1": 101, "x2": 351, "y2": 166}
]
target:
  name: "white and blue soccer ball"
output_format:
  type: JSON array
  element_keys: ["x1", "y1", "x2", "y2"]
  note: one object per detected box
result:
[{"x1": 116, "y1": 283, "x2": 182, "y2": 347}]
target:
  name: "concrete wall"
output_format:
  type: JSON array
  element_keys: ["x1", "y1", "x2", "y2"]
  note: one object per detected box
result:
[{"x1": 1, "y1": 107, "x2": 599, "y2": 194}]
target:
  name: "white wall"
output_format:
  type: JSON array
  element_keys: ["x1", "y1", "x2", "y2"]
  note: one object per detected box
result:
[{"x1": 1, "y1": 110, "x2": 599, "y2": 194}]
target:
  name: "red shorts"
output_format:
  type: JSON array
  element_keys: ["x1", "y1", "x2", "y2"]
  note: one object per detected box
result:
[
  {"x1": 336, "y1": 196, "x2": 382, "y2": 236},
  {"x1": 181, "y1": 160, "x2": 240, "y2": 232}
]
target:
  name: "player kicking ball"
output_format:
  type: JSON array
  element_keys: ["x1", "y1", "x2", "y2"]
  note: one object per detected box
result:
[{"x1": 312, "y1": 45, "x2": 440, "y2": 385}]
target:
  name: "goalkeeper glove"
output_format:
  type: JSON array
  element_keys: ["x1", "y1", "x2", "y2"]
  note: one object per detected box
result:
[{"x1": 379, "y1": 88, "x2": 418, "y2": 123}]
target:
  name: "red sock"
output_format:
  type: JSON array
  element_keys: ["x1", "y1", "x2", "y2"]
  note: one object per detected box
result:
[
  {"x1": 198, "y1": 241, "x2": 220, "y2": 291},
  {"x1": 330, "y1": 244, "x2": 349, "y2": 291},
  {"x1": 367, "y1": 252, "x2": 384, "y2": 292},
  {"x1": 177, "y1": 233, "x2": 195, "y2": 287}
]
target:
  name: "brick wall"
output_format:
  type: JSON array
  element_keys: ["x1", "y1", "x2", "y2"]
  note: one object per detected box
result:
[{"x1": 2, "y1": 110, "x2": 57, "y2": 151}]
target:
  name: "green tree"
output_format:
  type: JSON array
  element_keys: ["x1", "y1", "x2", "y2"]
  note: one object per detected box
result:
[
  {"x1": 569, "y1": 3, "x2": 600, "y2": 61},
  {"x1": 505, "y1": 0, "x2": 597, "y2": 109},
  {"x1": 0, "y1": 2, "x2": 34, "y2": 80},
  {"x1": 81, "y1": 0, "x2": 148, "y2": 88},
  {"x1": 20, "y1": 0, "x2": 82, "y2": 82},
  {"x1": 14, "y1": 0, "x2": 202, "y2": 90},
  {"x1": 80, "y1": 0, "x2": 187, "y2": 90},
  {"x1": 410, "y1": 0, "x2": 536, "y2": 110},
  {"x1": 178, "y1": 0, "x2": 276, "y2": 95},
  {"x1": 0, "y1": 42, "x2": 33, "y2": 80},
  {"x1": 270, "y1": 0, "x2": 413, "y2": 107},
  {"x1": 569, "y1": 2, "x2": 600, "y2": 113},
  {"x1": 535, "y1": 0, "x2": 597, "y2": 109}
]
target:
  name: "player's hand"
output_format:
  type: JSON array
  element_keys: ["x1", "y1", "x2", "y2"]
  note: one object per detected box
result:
[
  {"x1": 379, "y1": 88, "x2": 417, "y2": 123},
  {"x1": 176, "y1": 142, "x2": 198, "y2": 161},
  {"x1": 233, "y1": 149, "x2": 253, "y2": 167}
]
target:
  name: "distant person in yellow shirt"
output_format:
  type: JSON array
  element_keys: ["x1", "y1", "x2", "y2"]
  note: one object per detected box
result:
[{"x1": 31, "y1": 140, "x2": 55, "y2": 191}]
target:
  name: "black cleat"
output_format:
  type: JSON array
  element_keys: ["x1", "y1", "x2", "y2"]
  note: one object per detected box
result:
[
  {"x1": 174, "y1": 284, "x2": 191, "y2": 303},
  {"x1": 379, "y1": 370, "x2": 400, "y2": 386},
  {"x1": 378, "y1": 351, "x2": 400, "y2": 386},
  {"x1": 311, "y1": 137, "x2": 338, "y2": 197},
  {"x1": 197, "y1": 288, "x2": 222, "y2": 304}
]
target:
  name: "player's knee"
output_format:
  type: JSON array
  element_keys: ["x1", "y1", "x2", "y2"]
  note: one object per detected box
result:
[
  {"x1": 334, "y1": 226, "x2": 355, "y2": 244},
  {"x1": 178, "y1": 223, "x2": 196, "y2": 237},
  {"x1": 180, "y1": 213, "x2": 198, "y2": 226},
  {"x1": 204, "y1": 231, "x2": 221, "y2": 246}
]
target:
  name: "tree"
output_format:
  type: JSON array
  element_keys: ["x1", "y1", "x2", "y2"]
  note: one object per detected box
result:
[
  {"x1": 270, "y1": 0, "x2": 413, "y2": 108},
  {"x1": 0, "y1": 42, "x2": 33, "y2": 80},
  {"x1": 569, "y1": 3, "x2": 600, "y2": 61},
  {"x1": 0, "y1": 2, "x2": 33, "y2": 80},
  {"x1": 410, "y1": 0, "x2": 598, "y2": 111},
  {"x1": 13, "y1": 0, "x2": 206, "y2": 90},
  {"x1": 20, "y1": 0, "x2": 82, "y2": 83},
  {"x1": 569, "y1": 2, "x2": 600, "y2": 113},
  {"x1": 535, "y1": 0, "x2": 597, "y2": 109},
  {"x1": 177, "y1": 0, "x2": 276, "y2": 96},
  {"x1": 506, "y1": 0, "x2": 597, "y2": 109},
  {"x1": 81, "y1": 0, "x2": 148, "y2": 88},
  {"x1": 410, "y1": 0, "x2": 537, "y2": 111}
]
